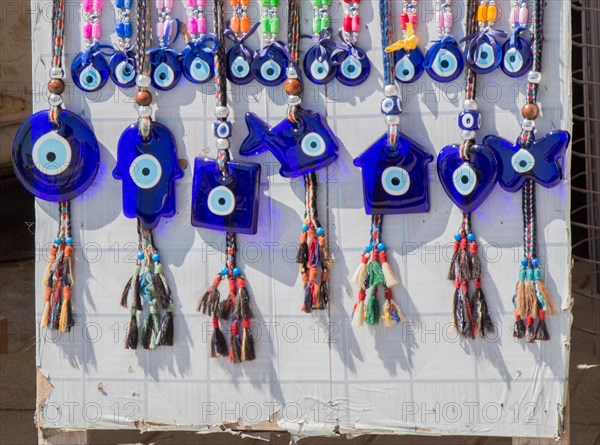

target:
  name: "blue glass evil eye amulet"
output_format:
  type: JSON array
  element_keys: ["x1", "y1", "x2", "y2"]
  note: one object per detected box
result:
[
  {"x1": 191, "y1": 158, "x2": 261, "y2": 234},
  {"x1": 437, "y1": 143, "x2": 498, "y2": 212},
  {"x1": 423, "y1": 36, "x2": 464, "y2": 82},
  {"x1": 109, "y1": 51, "x2": 136, "y2": 88},
  {"x1": 181, "y1": 35, "x2": 217, "y2": 84},
  {"x1": 354, "y1": 133, "x2": 433, "y2": 215},
  {"x1": 461, "y1": 29, "x2": 506, "y2": 74},
  {"x1": 336, "y1": 44, "x2": 370, "y2": 86},
  {"x1": 251, "y1": 42, "x2": 288, "y2": 86},
  {"x1": 394, "y1": 47, "x2": 425, "y2": 83},
  {"x1": 12, "y1": 110, "x2": 100, "y2": 202},
  {"x1": 239, "y1": 107, "x2": 339, "y2": 178},
  {"x1": 113, "y1": 123, "x2": 183, "y2": 229},
  {"x1": 501, "y1": 28, "x2": 532, "y2": 78},
  {"x1": 71, "y1": 42, "x2": 110, "y2": 92},
  {"x1": 303, "y1": 29, "x2": 339, "y2": 85}
]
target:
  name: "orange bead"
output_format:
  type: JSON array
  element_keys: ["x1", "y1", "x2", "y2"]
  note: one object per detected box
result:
[
  {"x1": 229, "y1": 0, "x2": 237, "y2": 5},
  {"x1": 486, "y1": 4, "x2": 497, "y2": 22},
  {"x1": 240, "y1": 0, "x2": 249, "y2": 5},
  {"x1": 284, "y1": 78, "x2": 302, "y2": 95},
  {"x1": 230, "y1": 16, "x2": 240, "y2": 33},
  {"x1": 477, "y1": 4, "x2": 487, "y2": 22},
  {"x1": 240, "y1": 16, "x2": 250, "y2": 33},
  {"x1": 521, "y1": 103, "x2": 539, "y2": 120}
]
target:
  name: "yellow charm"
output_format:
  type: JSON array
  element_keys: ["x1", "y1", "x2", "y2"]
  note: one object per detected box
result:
[{"x1": 385, "y1": 23, "x2": 419, "y2": 52}]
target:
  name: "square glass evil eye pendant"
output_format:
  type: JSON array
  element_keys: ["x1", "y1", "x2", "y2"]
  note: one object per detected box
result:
[{"x1": 191, "y1": 158, "x2": 261, "y2": 235}]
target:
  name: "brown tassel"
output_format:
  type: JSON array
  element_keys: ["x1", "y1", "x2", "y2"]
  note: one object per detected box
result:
[
  {"x1": 154, "y1": 272, "x2": 170, "y2": 310},
  {"x1": 157, "y1": 308, "x2": 174, "y2": 346},
  {"x1": 132, "y1": 274, "x2": 142, "y2": 311},
  {"x1": 120, "y1": 276, "x2": 132, "y2": 308},
  {"x1": 525, "y1": 316, "x2": 536, "y2": 342},
  {"x1": 125, "y1": 310, "x2": 139, "y2": 349},
  {"x1": 296, "y1": 231, "x2": 309, "y2": 264},
  {"x1": 513, "y1": 315, "x2": 526, "y2": 339},
  {"x1": 229, "y1": 322, "x2": 242, "y2": 363},
  {"x1": 210, "y1": 318, "x2": 228, "y2": 358},
  {"x1": 241, "y1": 319, "x2": 255, "y2": 361},
  {"x1": 536, "y1": 280, "x2": 557, "y2": 316},
  {"x1": 235, "y1": 278, "x2": 254, "y2": 319},
  {"x1": 535, "y1": 310, "x2": 550, "y2": 341}
]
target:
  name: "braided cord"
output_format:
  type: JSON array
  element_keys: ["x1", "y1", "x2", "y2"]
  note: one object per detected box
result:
[
  {"x1": 136, "y1": 0, "x2": 152, "y2": 137},
  {"x1": 459, "y1": 0, "x2": 479, "y2": 160},
  {"x1": 49, "y1": 0, "x2": 65, "y2": 125},
  {"x1": 287, "y1": 0, "x2": 300, "y2": 63}
]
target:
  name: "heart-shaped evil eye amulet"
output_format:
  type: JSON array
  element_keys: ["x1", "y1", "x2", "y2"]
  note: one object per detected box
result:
[
  {"x1": 71, "y1": 51, "x2": 110, "y2": 92},
  {"x1": 151, "y1": 51, "x2": 182, "y2": 91},
  {"x1": 12, "y1": 110, "x2": 100, "y2": 202},
  {"x1": 394, "y1": 48, "x2": 425, "y2": 83},
  {"x1": 303, "y1": 45, "x2": 337, "y2": 85},
  {"x1": 227, "y1": 46, "x2": 254, "y2": 85},
  {"x1": 501, "y1": 36, "x2": 533, "y2": 78},
  {"x1": 336, "y1": 48, "x2": 370, "y2": 86},
  {"x1": 251, "y1": 45, "x2": 287, "y2": 86},
  {"x1": 464, "y1": 38, "x2": 502, "y2": 74},
  {"x1": 425, "y1": 41, "x2": 464, "y2": 82},
  {"x1": 182, "y1": 45, "x2": 214, "y2": 84},
  {"x1": 109, "y1": 51, "x2": 136, "y2": 88}
]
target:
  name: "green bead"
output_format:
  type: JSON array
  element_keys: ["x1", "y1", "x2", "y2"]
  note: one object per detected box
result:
[
  {"x1": 534, "y1": 269, "x2": 542, "y2": 280},
  {"x1": 263, "y1": 19, "x2": 271, "y2": 33},
  {"x1": 270, "y1": 17, "x2": 279, "y2": 33},
  {"x1": 260, "y1": 0, "x2": 268, "y2": 5},
  {"x1": 312, "y1": 17, "x2": 322, "y2": 33},
  {"x1": 526, "y1": 268, "x2": 533, "y2": 280},
  {"x1": 312, "y1": 0, "x2": 322, "y2": 6},
  {"x1": 321, "y1": 0, "x2": 331, "y2": 5},
  {"x1": 271, "y1": 0, "x2": 279, "y2": 6},
  {"x1": 321, "y1": 16, "x2": 330, "y2": 27},
  {"x1": 518, "y1": 270, "x2": 526, "y2": 280}
]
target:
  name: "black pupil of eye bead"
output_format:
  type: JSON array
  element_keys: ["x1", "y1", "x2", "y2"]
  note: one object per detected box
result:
[
  {"x1": 481, "y1": 52, "x2": 488, "y2": 59},
  {"x1": 347, "y1": 65, "x2": 355, "y2": 73},
  {"x1": 391, "y1": 177, "x2": 400, "y2": 186},
  {"x1": 310, "y1": 141, "x2": 317, "y2": 149},
  {"x1": 124, "y1": 66, "x2": 131, "y2": 74},
  {"x1": 46, "y1": 152, "x2": 56, "y2": 162},
  {"x1": 519, "y1": 160, "x2": 527, "y2": 167},
  {"x1": 461, "y1": 175, "x2": 469, "y2": 184},
  {"x1": 86, "y1": 75, "x2": 93, "y2": 83},
  {"x1": 142, "y1": 167, "x2": 150, "y2": 176},
  {"x1": 402, "y1": 69, "x2": 410, "y2": 76},
  {"x1": 266, "y1": 68, "x2": 274, "y2": 75},
  {"x1": 441, "y1": 60, "x2": 450, "y2": 68},
  {"x1": 509, "y1": 55, "x2": 516, "y2": 62},
  {"x1": 195, "y1": 62, "x2": 201, "y2": 69},
  {"x1": 237, "y1": 65, "x2": 244, "y2": 72},
  {"x1": 218, "y1": 197, "x2": 226, "y2": 206},
  {"x1": 159, "y1": 73, "x2": 167, "y2": 80},
  {"x1": 317, "y1": 66, "x2": 324, "y2": 73}
]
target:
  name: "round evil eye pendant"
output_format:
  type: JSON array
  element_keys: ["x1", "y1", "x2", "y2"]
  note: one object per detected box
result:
[
  {"x1": 394, "y1": 47, "x2": 425, "y2": 83},
  {"x1": 464, "y1": 36, "x2": 502, "y2": 74},
  {"x1": 12, "y1": 110, "x2": 100, "y2": 202},
  {"x1": 251, "y1": 44, "x2": 288, "y2": 86},
  {"x1": 336, "y1": 46, "x2": 370, "y2": 86},
  {"x1": 303, "y1": 44, "x2": 337, "y2": 85},
  {"x1": 150, "y1": 50, "x2": 182, "y2": 91},
  {"x1": 227, "y1": 45, "x2": 254, "y2": 85},
  {"x1": 424, "y1": 38, "x2": 464, "y2": 83},
  {"x1": 182, "y1": 45, "x2": 215, "y2": 84},
  {"x1": 501, "y1": 36, "x2": 532, "y2": 78},
  {"x1": 71, "y1": 49, "x2": 110, "y2": 92},
  {"x1": 109, "y1": 51, "x2": 136, "y2": 89}
]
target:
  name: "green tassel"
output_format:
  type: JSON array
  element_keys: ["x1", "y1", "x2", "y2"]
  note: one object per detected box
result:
[
  {"x1": 367, "y1": 260, "x2": 385, "y2": 287},
  {"x1": 366, "y1": 294, "x2": 380, "y2": 325}
]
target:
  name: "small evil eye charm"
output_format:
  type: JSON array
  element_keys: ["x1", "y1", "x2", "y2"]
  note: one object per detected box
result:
[
  {"x1": 251, "y1": 43, "x2": 288, "y2": 86},
  {"x1": 336, "y1": 47, "x2": 370, "y2": 86},
  {"x1": 150, "y1": 50, "x2": 182, "y2": 91},
  {"x1": 424, "y1": 37, "x2": 464, "y2": 83},
  {"x1": 303, "y1": 45, "x2": 337, "y2": 85},
  {"x1": 380, "y1": 96, "x2": 403, "y2": 115},
  {"x1": 191, "y1": 158, "x2": 261, "y2": 234},
  {"x1": 227, "y1": 45, "x2": 254, "y2": 85},
  {"x1": 109, "y1": 51, "x2": 136, "y2": 89},
  {"x1": 394, "y1": 48, "x2": 424, "y2": 83},
  {"x1": 437, "y1": 143, "x2": 498, "y2": 212},
  {"x1": 181, "y1": 40, "x2": 215, "y2": 84},
  {"x1": 458, "y1": 111, "x2": 481, "y2": 131},
  {"x1": 113, "y1": 122, "x2": 184, "y2": 229},
  {"x1": 501, "y1": 35, "x2": 533, "y2": 78},
  {"x1": 213, "y1": 121, "x2": 232, "y2": 139},
  {"x1": 71, "y1": 46, "x2": 110, "y2": 92},
  {"x1": 12, "y1": 110, "x2": 100, "y2": 201},
  {"x1": 464, "y1": 34, "x2": 503, "y2": 74}
]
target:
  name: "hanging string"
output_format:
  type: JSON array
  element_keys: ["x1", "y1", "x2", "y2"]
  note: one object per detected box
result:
[
  {"x1": 49, "y1": 0, "x2": 65, "y2": 125},
  {"x1": 136, "y1": 0, "x2": 152, "y2": 138}
]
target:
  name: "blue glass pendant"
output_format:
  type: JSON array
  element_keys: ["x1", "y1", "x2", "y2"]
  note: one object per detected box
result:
[
  {"x1": 251, "y1": 42, "x2": 288, "y2": 86},
  {"x1": 336, "y1": 45, "x2": 370, "y2": 86},
  {"x1": 113, "y1": 122, "x2": 184, "y2": 229},
  {"x1": 462, "y1": 30, "x2": 505, "y2": 74},
  {"x1": 191, "y1": 158, "x2": 261, "y2": 234},
  {"x1": 437, "y1": 143, "x2": 498, "y2": 212},
  {"x1": 181, "y1": 36, "x2": 217, "y2": 84},
  {"x1": 353, "y1": 133, "x2": 433, "y2": 215},
  {"x1": 394, "y1": 47, "x2": 425, "y2": 83},
  {"x1": 483, "y1": 131, "x2": 570, "y2": 192},
  {"x1": 109, "y1": 51, "x2": 136, "y2": 89},
  {"x1": 423, "y1": 36, "x2": 464, "y2": 83},
  {"x1": 303, "y1": 44, "x2": 337, "y2": 85},
  {"x1": 12, "y1": 110, "x2": 100, "y2": 202},
  {"x1": 501, "y1": 31, "x2": 532, "y2": 78},
  {"x1": 239, "y1": 107, "x2": 339, "y2": 178},
  {"x1": 149, "y1": 49, "x2": 182, "y2": 91},
  {"x1": 227, "y1": 44, "x2": 255, "y2": 85},
  {"x1": 71, "y1": 43, "x2": 110, "y2": 92}
]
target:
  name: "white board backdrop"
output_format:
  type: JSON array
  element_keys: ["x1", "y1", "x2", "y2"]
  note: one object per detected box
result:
[{"x1": 33, "y1": 0, "x2": 572, "y2": 438}]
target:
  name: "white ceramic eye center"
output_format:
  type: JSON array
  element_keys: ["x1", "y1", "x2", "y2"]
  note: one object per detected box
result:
[
  {"x1": 381, "y1": 166, "x2": 411, "y2": 196},
  {"x1": 452, "y1": 163, "x2": 477, "y2": 196},
  {"x1": 301, "y1": 132, "x2": 326, "y2": 157},
  {"x1": 32, "y1": 131, "x2": 72, "y2": 176},
  {"x1": 129, "y1": 154, "x2": 162, "y2": 189},
  {"x1": 511, "y1": 148, "x2": 535, "y2": 173},
  {"x1": 208, "y1": 186, "x2": 236, "y2": 216}
]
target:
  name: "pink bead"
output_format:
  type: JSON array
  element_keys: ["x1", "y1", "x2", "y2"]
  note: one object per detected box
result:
[
  {"x1": 351, "y1": 15, "x2": 360, "y2": 32},
  {"x1": 82, "y1": 0, "x2": 93, "y2": 13},
  {"x1": 188, "y1": 17, "x2": 198, "y2": 35},
  {"x1": 519, "y1": 6, "x2": 528, "y2": 25},
  {"x1": 92, "y1": 22, "x2": 101, "y2": 39},
  {"x1": 444, "y1": 11, "x2": 453, "y2": 29},
  {"x1": 437, "y1": 11, "x2": 444, "y2": 30},
  {"x1": 93, "y1": 0, "x2": 102, "y2": 12},
  {"x1": 409, "y1": 13, "x2": 417, "y2": 26},
  {"x1": 155, "y1": 0, "x2": 164, "y2": 9},
  {"x1": 511, "y1": 6, "x2": 518, "y2": 23},
  {"x1": 83, "y1": 22, "x2": 92, "y2": 39},
  {"x1": 187, "y1": 0, "x2": 195, "y2": 6},
  {"x1": 198, "y1": 16, "x2": 207, "y2": 33},
  {"x1": 197, "y1": 0, "x2": 206, "y2": 6},
  {"x1": 343, "y1": 15, "x2": 352, "y2": 32},
  {"x1": 400, "y1": 12, "x2": 408, "y2": 30},
  {"x1": 164, "y1": 0, "x2": 174, "y2": 8},
  {"x1": 156, "y1": 21, "x2": 164, "y2": 38}
]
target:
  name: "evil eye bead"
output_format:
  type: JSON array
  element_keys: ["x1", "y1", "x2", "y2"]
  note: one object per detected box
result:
[
  {"x1": 152, "y1": 62, "x2": 176, "y2": 90},
  {"x1": 71, "y1": 52, "x2": 109, "y2": 92},
  {"x1": 380, "y1": 97, "x2": 403, "y2": 115},
  {"x1": 186, "y1": 56, "x2": 212, "y2": 83},
  {"x1": 129, "y1": 154, "x2": 163, "y2": 189},
  {"x1": 511, "y1": 148, "x2": 536, "y2": 173},
  {"x1": 310, "y1": 59, "x2": 331, "y2": 83},
  {"x1": 452, "y1": 163, "x2": 477, "y2": 196},
  {"x1": 303, "y1": 45, "x2": 337, "y2": 85},
  {"x1": 78, "y1": 65, "x2": 102, "y2": 91},
  {"x1": 394, "y1": 49, "x2": 424, "y2": 83},
  {"x1": 426, "y1": 46, "x2": 463, "y2": 82},
  {"x1": 381, "y1": 166, "x2": 411, "y2": 196},
  {"x1": 251, "y1": 46, "x2": 287, "y2": 86},
  {"x1": 32, "y1": 131, "x2": 72, "y2": 176},
  {"x1": 109, "y1": 52, "x2": 136, "y2": 88},
  {"x1": 458, "y1": 111, "x2": 481, "y2": 131},
  {"x1": 466, "y1": 40, "x2": 502, "y2": 74},
  {"x1": 336, "y1": 50, "x2": 371, "y2": 86},
  {"x1": 395, "y1": 55, "x2": 415, "y2": 82},
  {"x1": 207, "y1": 185, "x2": 236, "y2": 216},
  {"x1": 213, "y1": 121, "x2": 232, "y2": 139},
  {"x1": 501, "y1": 38, "x2": 533, "y2": 78},
  {"x1": 301, "y1": 132, "x2": 326, "y2": 157},
  {"x1": 227, "y1": 46, "x2": 254, "y2": 85}
]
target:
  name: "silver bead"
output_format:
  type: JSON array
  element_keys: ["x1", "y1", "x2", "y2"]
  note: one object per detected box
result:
[
  {"x1": 214, "y1": 106, "x2": 229, "y2": 118},
  {"x1": 464, "y1": 99, "x2": 478, "y2": 110},
  {"x1": 136, "y1": 75, "x2": 151, "y2": 88},
  {"x1": 49, "y1": 67, "x2": 63, "y2": 79},
  {"x1": 461, "y1": 130, "x2": 476, "y2": 140},
  {"x1": 385, "y1": 115, "x2": 400, "y2": 125},
  {"x1": 216, "y1": 138, "x2": 230, "y2": 149},
  {"x1": 527, "y1": 71, "x2": 542, "y2": 84},
  {"x1": 384, "y1": 84, "x2": 398, "y2": 97},
  {"x1": 521, "y1": 119, "x2": 535, "y2": 131},
  {"x1": 287, "y1": 95, "x2": 302, "y2": 106},
  {"x1": 48, "y1": 94, "x2": 63, "y2": 107},
  {"x1": 137, "y1": 105, "x2": 152, "y2": 117},
  {"x1": 286, "y1": 67, "x2": 299, "y2": 79}
]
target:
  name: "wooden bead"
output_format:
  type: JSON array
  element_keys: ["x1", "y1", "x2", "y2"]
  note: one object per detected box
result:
[
  {"x1": 284, "y1": 78, "x2": 302, "y2": 95},
  {"x1": 521, "y1": 103, "x2": 539, "y2": 120},
  {"x1": 135, "y1": 90, "x2": 152, "y2": 106},
  {"x1": 47, "y1": 79, "x2": 65, "y2": 95}
]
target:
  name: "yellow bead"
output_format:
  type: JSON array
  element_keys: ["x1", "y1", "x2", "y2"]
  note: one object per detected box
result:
[
  {"x1": 477, "y1": 4, "x2": 487, "y2": 22},
  {"x1": 487, "y1": 4, "x2": 497, "y2": 22}
]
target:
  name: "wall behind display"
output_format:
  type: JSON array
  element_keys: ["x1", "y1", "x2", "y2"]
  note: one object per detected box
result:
[{"x1": 34, "y1": 0, "x2": 572, "y2": 438}]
